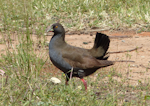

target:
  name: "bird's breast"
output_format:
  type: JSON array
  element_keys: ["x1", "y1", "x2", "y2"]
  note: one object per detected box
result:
[{"x1": 49, "y1": 43, "x2": 72, "y2": 73}]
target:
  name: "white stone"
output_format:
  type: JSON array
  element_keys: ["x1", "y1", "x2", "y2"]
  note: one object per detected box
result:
[
  {"x1": 50, "y1": 77, "x2": 61, "y2": 84},
  {"x1": 122, "y1": 40, "x2": 125, "y2": 42},
  {"x1": 141, "y1": 56, "x2": 145, "y2": 58},
  {"x1": 77, "y1": 86, "x2": 82, "y2": 90}
]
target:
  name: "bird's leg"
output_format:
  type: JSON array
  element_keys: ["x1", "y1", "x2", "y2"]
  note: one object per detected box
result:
[
  {"x1": 78, "y1": 70, "x2": 87, "y2": 90},
  {"x1": 81, "y1": 78, "x2": 87, "y2": 90}
]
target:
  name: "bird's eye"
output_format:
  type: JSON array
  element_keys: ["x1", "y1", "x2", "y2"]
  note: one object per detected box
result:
[{"x1": 55, "y1": 26, "x2": 58, "y2": 28}]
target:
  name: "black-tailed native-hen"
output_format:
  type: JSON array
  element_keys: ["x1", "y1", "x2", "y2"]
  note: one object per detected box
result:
[{"x1": 47, "y1": 23, "x2": 114, "y2": 90}]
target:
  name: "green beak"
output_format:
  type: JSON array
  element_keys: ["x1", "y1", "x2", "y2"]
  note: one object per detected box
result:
[{"x1": 46, "y1": 26, "x2": 54, "y2": 32}]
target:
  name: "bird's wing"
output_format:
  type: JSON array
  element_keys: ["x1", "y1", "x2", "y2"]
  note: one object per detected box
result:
[{"x1": 62, "y1": 47, "x2": 113, "y2": 69}]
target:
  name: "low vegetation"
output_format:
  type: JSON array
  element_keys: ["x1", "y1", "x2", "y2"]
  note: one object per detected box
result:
[{"x1": 0, "y1": 0, "x2": 150, "y2": 105}]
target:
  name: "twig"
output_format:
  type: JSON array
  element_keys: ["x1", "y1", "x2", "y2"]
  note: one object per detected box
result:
[
  {"x1": 107, "y1": 46, "x2": 142, "y2": 54},
  {"x1": 140, "y1": 64, "x2": 150, "y2": 69},
  {"x1": 27, "y1": 80, "x2": 39, "y2": 99},
  {"x1": 70, "y1": 67, "x2": 73, "y2": 80},
  {"x1": 86, "y1": 28, "x2": 110, "y2": 32},
  {"x1": 109, "y1": 36, "x2": 132, "y2": 39},
  {"x1": 127, "y1": 77, "x2": 137, "y2": 81},
  {"x1": 114, "y1": 60, "x2": 135, "y2": 63}
]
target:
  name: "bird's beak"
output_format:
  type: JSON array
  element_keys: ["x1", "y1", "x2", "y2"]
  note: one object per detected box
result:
[{"x1": 46, "y1": 26, "x2": 53, "y2": 32}]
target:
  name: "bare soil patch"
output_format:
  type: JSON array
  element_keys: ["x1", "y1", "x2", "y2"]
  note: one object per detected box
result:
[
  {"x1": 1, "y1": 31, "x2": 150, "y2": 86},
  {"x1": 46, "y1": 31, "x2": 150, "y2": 86}
]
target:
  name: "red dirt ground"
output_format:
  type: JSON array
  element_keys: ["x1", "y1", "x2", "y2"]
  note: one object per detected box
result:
[{"x1": 0, "y1": 31, "x2": 150, "y2": 86}]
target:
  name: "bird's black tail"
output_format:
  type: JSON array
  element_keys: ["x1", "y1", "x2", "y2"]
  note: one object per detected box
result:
[
  {"x1": 94, "y1": 32, "x2": 110, "y2": 52},
  {"x1": 90, "y1": 32, "x2": 110, "y2": 60}
]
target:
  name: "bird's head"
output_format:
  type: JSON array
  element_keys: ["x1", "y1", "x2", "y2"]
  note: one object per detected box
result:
[{"x1": 46, "y1": 23, "x2": 65, "y2": 35}]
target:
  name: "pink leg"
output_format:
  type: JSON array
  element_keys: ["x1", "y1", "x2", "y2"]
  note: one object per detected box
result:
[{"x1": 81, "y1": 78, "x2": 87, "y2": 90}]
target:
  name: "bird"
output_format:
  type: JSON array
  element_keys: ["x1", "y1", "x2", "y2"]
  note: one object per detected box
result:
[{"x1": 47, "y1": 23, "x2": 114, "y2": 90}]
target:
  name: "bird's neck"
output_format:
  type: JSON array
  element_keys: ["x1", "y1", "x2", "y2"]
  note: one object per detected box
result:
[
  {"x1": 54, "y1": 32, "x2": 65, "y2": 40},
  {"x1": 50, "y1": 33, "x2": 66, "y2": 49}
]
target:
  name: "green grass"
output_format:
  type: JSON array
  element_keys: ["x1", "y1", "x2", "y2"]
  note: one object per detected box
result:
[
  {"x1": 0, "y1": 0, "x2": 150, "y2": 31},
  {"x1": 0, "y1": 0, "x2": 150, "y2": 105}
]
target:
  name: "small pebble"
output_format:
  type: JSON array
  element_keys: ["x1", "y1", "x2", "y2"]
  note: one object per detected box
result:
[
  {"x1": 135, "y1": 36, "x2": 139, "y2": 38},
  {"x1": 44, "y1": 33, "x2": 47, "y2": 36},
  {"x1": 124, "y1": 99, "x2": 129, "y2": 102},
  {"x1": 130, "y1": 64, "x2": 138, "y2": 67},
  {"x1": 46, "y1": 41, "x2": 49, "y2": 44},
  {"x1": 141, "y1": 56, "x2": 145, "y2": 58},
  {"x1": 50, "y1": 77, "x2": 61, "y2": 84},
  {"x1": 83, "y1": 42, "x2": 88, "y2": 44},
  {"x1": 90, "y1": 33, "x2": 93, "y2": 36},
  {"x1": 77, "y1": 86, "x2": 82, "y2": 90},
  {"x1": 122, "y1": 40, "x2": 125, "y2": 42}
]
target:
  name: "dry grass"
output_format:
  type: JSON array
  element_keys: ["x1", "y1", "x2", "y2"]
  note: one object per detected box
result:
[{"x1": 0, "y1": 0, "x2": 150, "y2": 105}]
